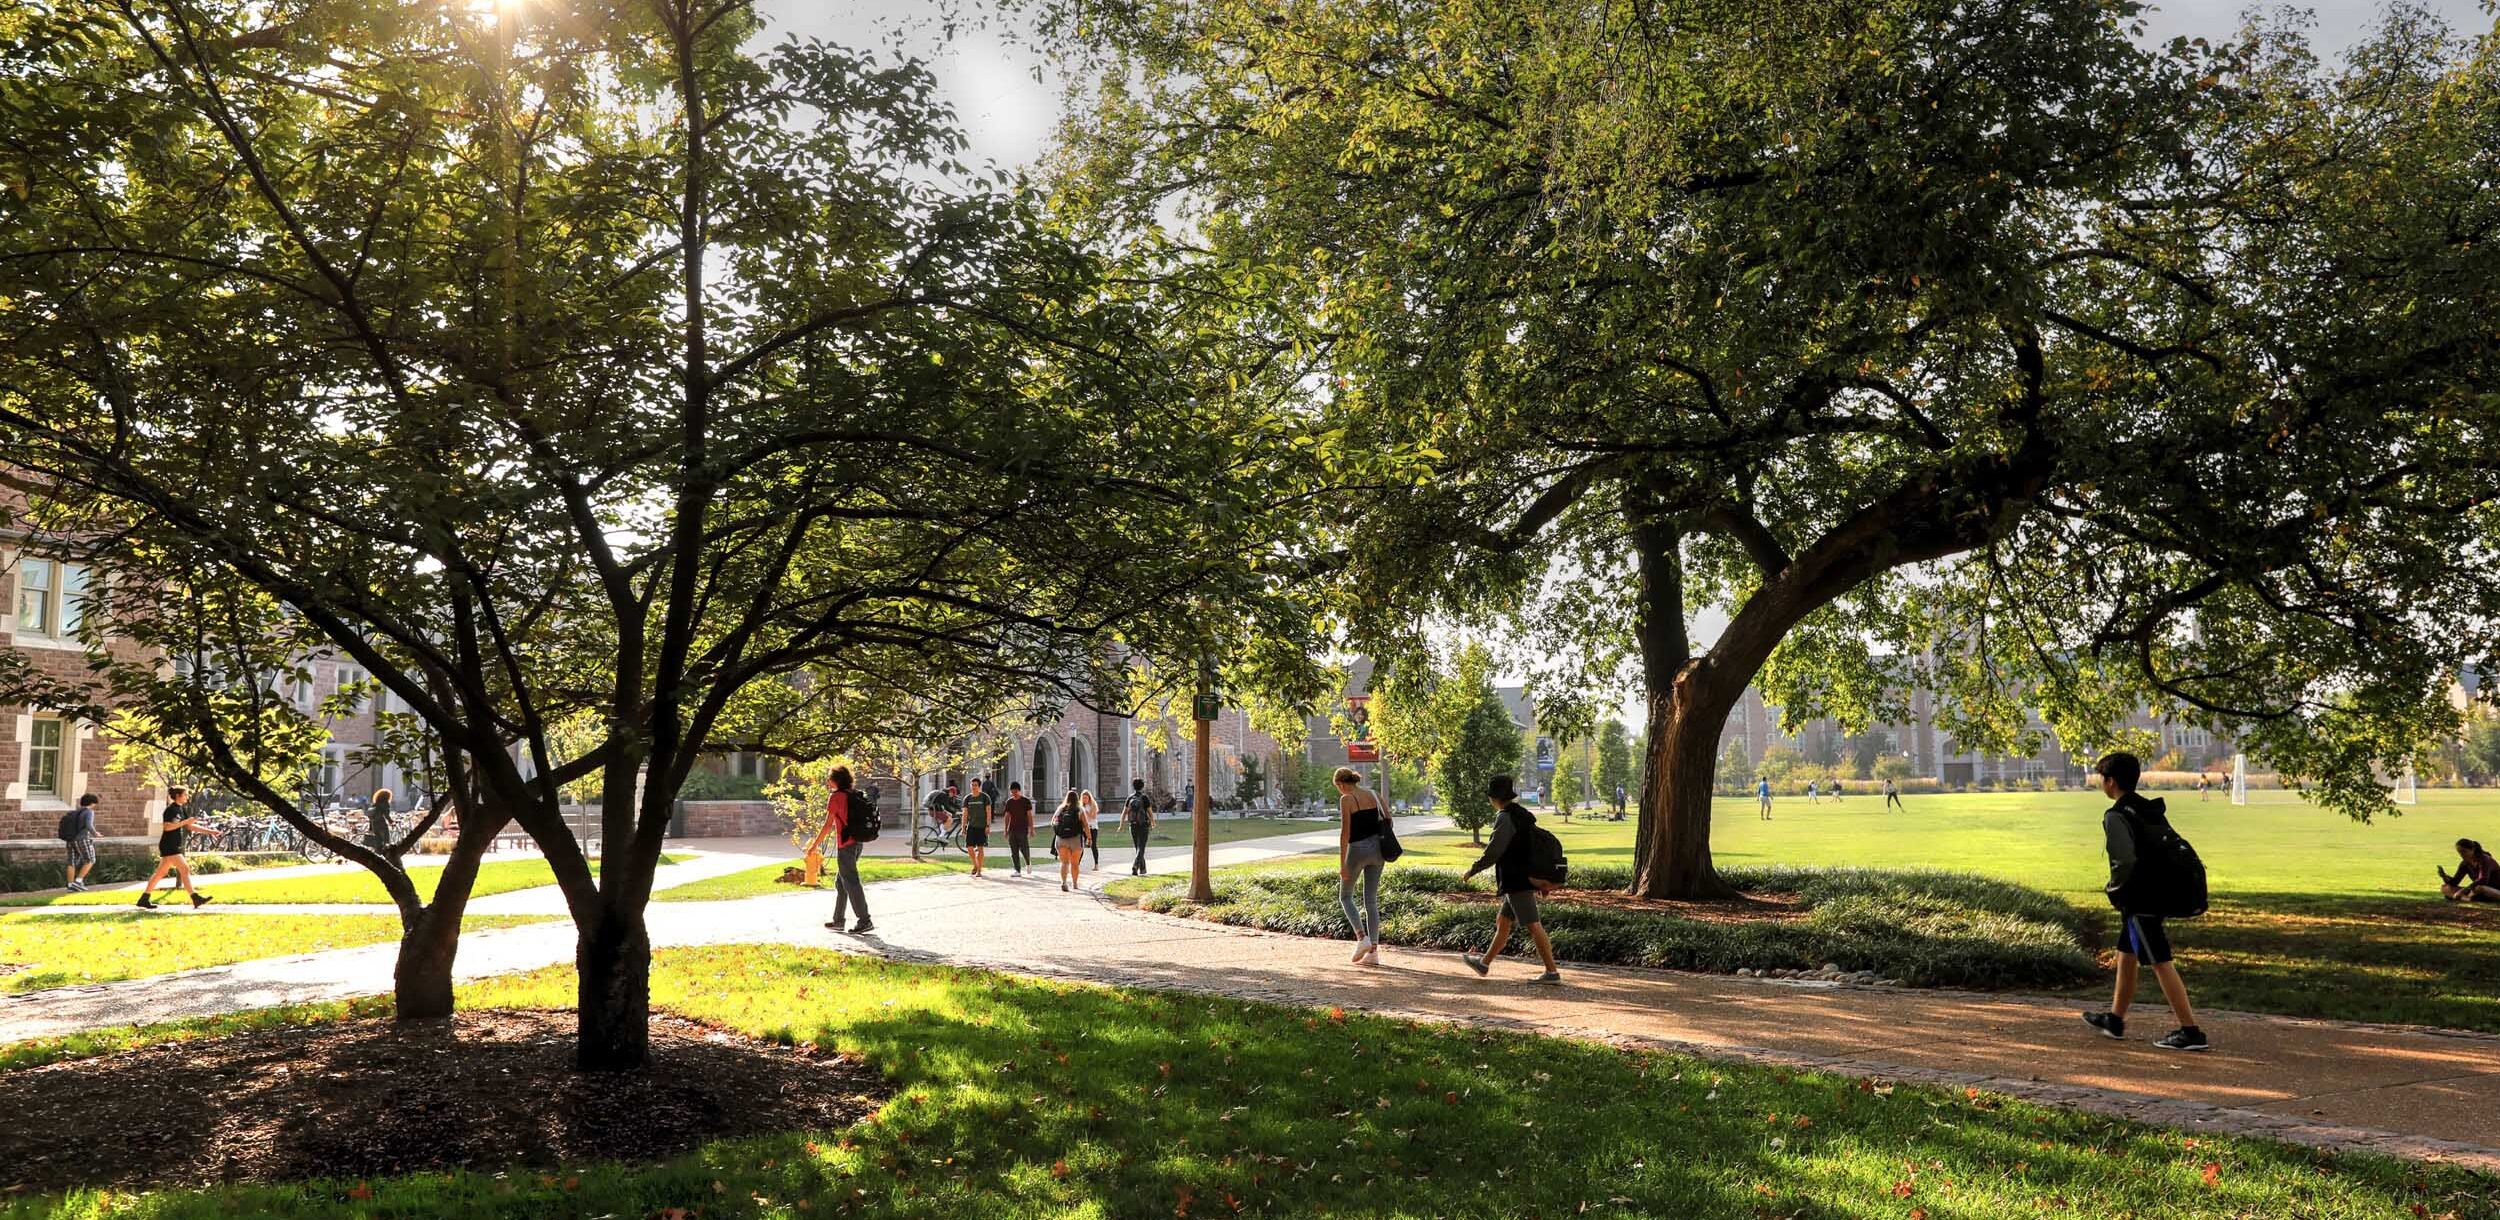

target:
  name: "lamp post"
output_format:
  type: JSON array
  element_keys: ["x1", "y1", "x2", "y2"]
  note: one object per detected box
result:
[{"x1": 1189, "y1": 652, "x2": 1217, "y2": 903}]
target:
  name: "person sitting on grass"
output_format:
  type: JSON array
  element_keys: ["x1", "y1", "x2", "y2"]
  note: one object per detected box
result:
[
  {"x1": 2438, "y1": 838, "x2": 2500, "y2": 903},
  {"x1": 1460, "y1": 774, "x2": 1561, "y2": 985},
  {"x1": 2079, "y1": 752, "x2": 2208, "y2": 1052}
]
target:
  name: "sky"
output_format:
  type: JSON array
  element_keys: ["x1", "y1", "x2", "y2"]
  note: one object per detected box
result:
[
  {"x1": 756, "y1": 0, "x2": 2492, "y2": 719},
  {"x1": 760, "y1": 1, "x2": 2495, "y2": 174}
]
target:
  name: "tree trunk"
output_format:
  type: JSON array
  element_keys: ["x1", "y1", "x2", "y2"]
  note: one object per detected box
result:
[
  {"x1": 1631, "y1": 675, "x2": 1743, "y2": 899},
  {"x1": 393, "y1": 902, "x2": 462, "y2": 1020},
  {"x1": 576, "y1": 906, "x2": 652, "y2": 1071}
]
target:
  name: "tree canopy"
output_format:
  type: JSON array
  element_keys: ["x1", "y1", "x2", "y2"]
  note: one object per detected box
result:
[
  {"x1": 1050, "y1": 0, "x2": 2500, "y2": 896},
  {"x1": 0, "y1": 0, "x2": 1321, "y2": 1064}
]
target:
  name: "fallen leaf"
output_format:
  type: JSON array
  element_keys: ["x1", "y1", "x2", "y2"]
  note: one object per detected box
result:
[{"x1": 2200, "y1": 1162, "x2": 2222, "y2": 1188}]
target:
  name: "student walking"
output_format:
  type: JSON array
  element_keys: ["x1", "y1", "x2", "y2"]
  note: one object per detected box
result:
[
  {"x1": 60, "y1": 793, "x2": 100, "y2": 891},
  {"x1": 1882, "y1": 777, "x2": 1903, "y2": 811},
  {"x1": 1121, "y1": 778, "x2": 1155, "y2": 875},
  {"x1": 1460, "y1": 775, "x2": 1560, "y2": 983},
  {"x1": 1335, "y1": 766, "x2": 1392, "y2": 966},
  {"x1": 806, "y1": 766, "x2": 875, "y2": 935},
  {"x1": 1002, "y1": 781, "x2": 1036, "y2": 876},
  {"x1": 1077, "y1": 790, "x2": 1101, "y2": 873},
  {"x1": 1756, "y1": 776, "x2": 1773, "y2": 820},
  {"x1": 1052, "y1": 789, "x2": 1088, "y2": 891},
  {"x1": 1805, "y1": 779, "x2": 1820, "y2": 804},
  {"x1": 2080, "y1": 752, "x2": 2208, "y2": 1051},
  {"x1": 962, "y1": 778, "x2": 994, "y2": 877},
  {"x1": 136, "y1": 787, "x2": 219, "y2": 909},
  {"x1": 365, "y1": 787, "x2": 395, "y2": 854}
]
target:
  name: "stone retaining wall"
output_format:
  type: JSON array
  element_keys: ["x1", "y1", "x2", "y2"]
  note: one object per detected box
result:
[{"x1": 678, "y1": 800, "x2": 785, "y2": 838}]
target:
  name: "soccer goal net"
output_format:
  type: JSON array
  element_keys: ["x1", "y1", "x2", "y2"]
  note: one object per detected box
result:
[
  {"x1": 2229, "y1": 754, "x2": 2248, "y2": 805},
  {"x1": 2395, "y1": 762, "x2": 2419, "y2": 806}
]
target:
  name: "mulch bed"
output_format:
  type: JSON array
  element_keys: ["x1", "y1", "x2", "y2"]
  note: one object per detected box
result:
[
  {"x1": 0, "y1": 1009, "x2": 891, "y2": 1196},
  {"x1": 1448, "y1": 887, "x2": 1808, "y2": 923}
]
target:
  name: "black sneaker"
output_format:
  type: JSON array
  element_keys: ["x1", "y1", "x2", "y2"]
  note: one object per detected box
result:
[
  {"x1": 1461, "y1": 953, "x2": 1490, "y2": 977},
  {"x1": 2154, "y1": 1026, "x2": 2209, "y2": 1052},
  {"x1": 2081, "y1": 1011, "x2": 2125, "y2": 1040},
  {"x1": 190, "y1": 894, "x2": 213, "y2": 908},
  {"x1": 850, "y1": 921, "x2": 875, "y2": 935},
  {"x1": 135, "y1": 895, "x2": 157, "y2": 910}
]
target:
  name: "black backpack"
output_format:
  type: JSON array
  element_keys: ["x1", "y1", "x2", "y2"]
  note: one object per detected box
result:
[
  {"x1": 1054, "y1": 806, "x2": 1086, "y2": 839},
  {"x1": 1123, "y1": 792, "x2": 1152, "y2": 824},
  {"x1": 2112, "y1": 802, "x2": 2206, "y2": 919},
  {"x1": 56, "y1": 809, "x2": 82, "y2": 841},
  {"x1": 847, "y1": 790, "x2": 881, "y2": 842},
  {"x1": 1526, "y1": 823, "x2": 1570, "y2": 888}
]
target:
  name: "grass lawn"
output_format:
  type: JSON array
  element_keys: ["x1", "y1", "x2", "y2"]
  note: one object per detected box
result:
[
  {"x1": 0, "y1": 854, "x2": 684, "y2": 909},
  {"x1": 652, "y1": 855, "x2": 968, "y2": 902},
  {"x1": 1106, "y1": 790, "x2": 2500, "y2": 1031},
  {"x1": 0, "y1": 912, "x2": 555, "y2": 994},
  {"x1": 6, "y1": 946, "x2": 2492, "y2": 1219}
]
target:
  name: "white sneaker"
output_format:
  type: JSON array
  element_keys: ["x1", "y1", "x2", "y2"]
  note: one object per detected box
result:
[
  {"x1": 1359, "y1": 941, "x2": 1382, "y2": 966},
  {"x1": 1350, "y1": 937, "x2": 1373, "y2": 963}
]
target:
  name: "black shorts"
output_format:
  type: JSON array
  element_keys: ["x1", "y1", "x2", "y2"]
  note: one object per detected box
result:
[
  {"x1": 965, "y1": 824, "x2": 989, "y2": 848},
  {"x1": 1499, "y1": 889, "x2": 1541, "y2": 926},
  {"x1": 2117, "y1": 914, "x2": 2171, "y2": 966}
]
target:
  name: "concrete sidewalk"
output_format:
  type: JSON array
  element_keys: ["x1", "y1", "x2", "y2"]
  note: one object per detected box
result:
[{"x1": 8, "y1": 821, "x2": 2494, "y2": 1176}]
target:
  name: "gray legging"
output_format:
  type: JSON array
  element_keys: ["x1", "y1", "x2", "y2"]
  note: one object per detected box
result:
[
  {"x1": 1338, "y1": 834, "x2": 1387, "y2": 941},
  {"x1": 831, "y1": 842, "x2": 869, "y2": 926}
]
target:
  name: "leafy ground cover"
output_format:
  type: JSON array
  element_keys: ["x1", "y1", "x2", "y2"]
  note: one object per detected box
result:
[
  {"x1": 0, "y1": 913, "x2": 555, "y2": 994},
  {"x1": 4, "y1": 946, "x2": 2491, "y2": 1218},
  {"x1": 0, "y1": 854, "x2": 684, "y2": 908},
  {"x1": 1138, "y1": 863, "x2": 2101, "y2": 989},
  {"x1": 1111, "y1": 791, "x2": 2500, "y2": 1030}
]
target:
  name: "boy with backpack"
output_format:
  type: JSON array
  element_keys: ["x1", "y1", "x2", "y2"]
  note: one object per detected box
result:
[
  {"x1": 1121, "y1": 778, "x2": 1155, "y2": 875},
  {"x1": 59, "y1": 793, "x2": 100, "y2": 891},
  {"x1": 805, "y1": 765, "x2": 876, "y2": 935},
  {"x1": 1459, "y1": 774, "x2": 1563, "y2": 984},
  {"x1": 2081, "y1": 751, "x2": 2209, "y2": 1051}
]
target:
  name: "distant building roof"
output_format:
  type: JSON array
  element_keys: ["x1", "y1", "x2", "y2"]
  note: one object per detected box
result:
[{"x1": 1493, "y1": 685, "x2": 1534, "y2": 733}]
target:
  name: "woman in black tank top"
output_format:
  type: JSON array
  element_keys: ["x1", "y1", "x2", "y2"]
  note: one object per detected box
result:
[{"x1": 1336, "y1": 767, "x2": 1392, "y2": 965}]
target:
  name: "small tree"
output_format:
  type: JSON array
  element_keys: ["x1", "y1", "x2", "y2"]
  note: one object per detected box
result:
[
  {"x1": 1237, "y1": 753, "x2": 1269, "y2": 805},
  {"x1": 1715, "y1": 738, "x2": 1753, "y2": 794},
  {"x1": 1597, "y1": 720, "x2": 1634, "y2": 808},
  {"x1": 1758, "y1": 745, "x2": 1804, "y2": 785},
  {"x1": 1438, "y1": 680, "x2": 1520, "y2": 845}
]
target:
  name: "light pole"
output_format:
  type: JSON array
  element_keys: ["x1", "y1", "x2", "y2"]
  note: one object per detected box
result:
[{"x1": 1189, "y1": 651, "x2": 1217, "y2": 903}]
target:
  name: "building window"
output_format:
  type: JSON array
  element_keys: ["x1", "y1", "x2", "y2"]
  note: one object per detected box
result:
[
  {"x1": 14, "y1": 558, "x2": 89, "y2": 640},
  {"x1": 27, "y1": 716, "x2": 65, "y2": 798},
  {"x1": 336, "y1": 667, "x2": 368, "y2": 711}
]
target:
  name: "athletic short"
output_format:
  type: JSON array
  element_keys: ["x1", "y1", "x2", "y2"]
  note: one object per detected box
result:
[
  {"x1": 1499, "y1": 889, "x2": 1540, "y2": 927},
  {"x1": 2116, "y1": 914, "x2": 2171, "y2": 966},
  {"x1": 965, "y1": 824, "x2": 989, "y2": 848},
  {"x1": 1055, "y1": 834, "x2": 1085, "y2": 852},
  {"x1": 65, "y1": 835, "x2": 96, "y2": 868}
]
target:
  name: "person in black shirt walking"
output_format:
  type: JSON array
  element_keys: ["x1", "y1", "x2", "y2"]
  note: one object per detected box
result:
[
  {"x1": 1121, "y1": 779, "x2": 1155, "y2": 875},
  {"x1": 1460, "y1": 775, "x2": 1560, "y2": 984},
  {"x1": 2080, "y1": 752, "x2": 2208, "y2": 1051},
  {"x1": 137, "y1": 786, "x2": 219, "y2": 909}
]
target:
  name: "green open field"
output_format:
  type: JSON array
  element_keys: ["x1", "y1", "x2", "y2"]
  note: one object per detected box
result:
[
  {"x1": 0, "y1": 854, "x2": 684, "y2": 908},
  {"x1": 0, "y1": 912, "x2": 556, "y2": 994},
  {"x1": 1116, "y1": 789, "x2": 2500, "y2": 1032}
]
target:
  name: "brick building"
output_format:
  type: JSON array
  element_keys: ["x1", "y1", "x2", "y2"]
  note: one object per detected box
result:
[{"x1": 1, "y1": 542, "x2": 160, "y2": 852}]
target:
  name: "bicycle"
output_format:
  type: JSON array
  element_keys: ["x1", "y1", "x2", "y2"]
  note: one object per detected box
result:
[{"x1": 914, "y1": 809, "x2": 966, "y2": 858}]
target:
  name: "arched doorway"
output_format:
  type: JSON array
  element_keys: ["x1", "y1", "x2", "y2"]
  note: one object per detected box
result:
[
  {"x1": 1032, "y1": 736, "x2": 1056, "y2": 802},
  {"x1": 1070, "y1": 735, "x2": 1094, "y2": 798}
]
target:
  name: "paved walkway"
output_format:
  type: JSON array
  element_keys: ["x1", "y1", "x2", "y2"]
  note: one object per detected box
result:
[{"x1": 7, "y1": 818, "x2": 2498, "y2": 1176}]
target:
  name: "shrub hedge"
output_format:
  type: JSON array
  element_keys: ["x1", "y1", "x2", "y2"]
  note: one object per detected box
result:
[{"x1": 1139, "y1": 863, "x2": 2101, "y2": 990}]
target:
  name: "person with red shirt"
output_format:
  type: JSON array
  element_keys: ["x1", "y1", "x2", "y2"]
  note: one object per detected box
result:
[
  {"x1": 1002, "y1": 781, "x2": 1036, "y2": 876},
  {"x1": 806, "y1": 765, "x2": 874, "y2": 935}
]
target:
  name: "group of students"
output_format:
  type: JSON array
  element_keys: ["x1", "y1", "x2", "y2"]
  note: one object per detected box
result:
[
  {"x1": 805, "y1": 770, "x2": 1165, "y2": 931},
  {"x1": 1755, "y1": 776, "x2": 1907, "y2": 818},
  {"x1": 1332, "y1": 764, "x2": 1566, "y2": 983},
  {"x1": 53, "y1": 786, "x2": 223, "y2": 908}
]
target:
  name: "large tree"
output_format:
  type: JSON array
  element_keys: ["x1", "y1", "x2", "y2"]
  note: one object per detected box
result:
[
  {"x1": 0, "y1": 0, "x2": 1309, "y2": 1065},
  {"x1": 1052, "y1": 0, "x2": 2500, "y2": 896}
]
